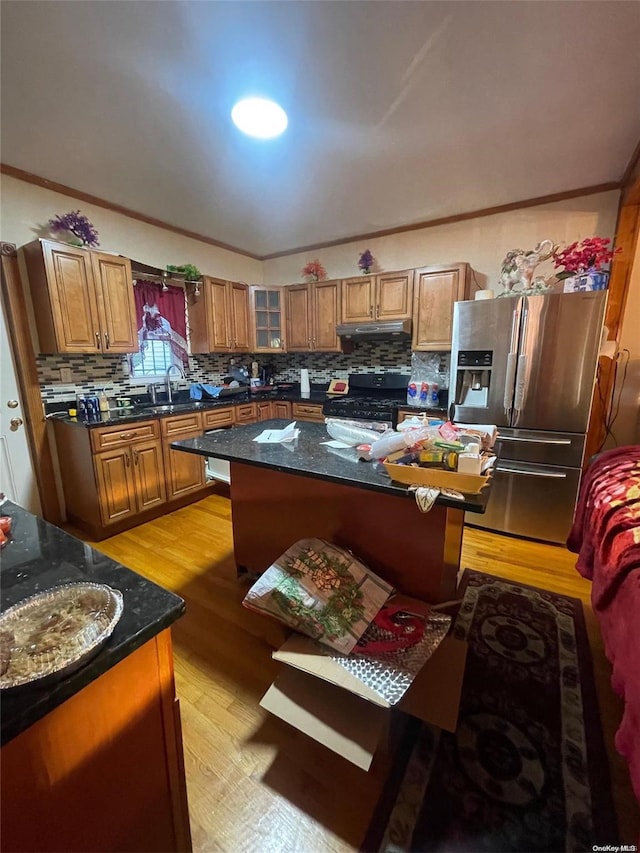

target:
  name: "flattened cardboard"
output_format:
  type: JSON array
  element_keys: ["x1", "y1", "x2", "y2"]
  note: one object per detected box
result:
[
  {"x1": 261, "y1": 634, "x2": 467, "y2": 769},
  {"x1": 260, "y1": 667, "x2": 386, "y2": 771}
]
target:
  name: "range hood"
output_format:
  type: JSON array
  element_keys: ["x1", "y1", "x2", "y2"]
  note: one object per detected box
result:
[{"x1": 336, "y1": 318, "x2": 412, "y2": 341}]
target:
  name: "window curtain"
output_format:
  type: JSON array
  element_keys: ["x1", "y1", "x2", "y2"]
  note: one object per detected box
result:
[{"x1": 134, "y1": 281, "x2": 188, "y2": 364}]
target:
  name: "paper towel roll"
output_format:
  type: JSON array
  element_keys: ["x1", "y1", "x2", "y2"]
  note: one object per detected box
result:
[
  {"x1": 300, "y1": 368, "x2": 310, "y2": 395},
  {"x1": 475, "y1": 289, "x2": 495, "y2": 301}
]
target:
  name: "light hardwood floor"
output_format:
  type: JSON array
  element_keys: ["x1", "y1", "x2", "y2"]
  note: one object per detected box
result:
[{"x1": 81, "y1": 494, "x2": 640, "y2": 851}]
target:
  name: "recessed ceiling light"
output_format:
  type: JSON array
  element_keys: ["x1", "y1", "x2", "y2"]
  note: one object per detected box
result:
[{"x1": 231, "y1": 97, "x2": 288, "y2": 139}]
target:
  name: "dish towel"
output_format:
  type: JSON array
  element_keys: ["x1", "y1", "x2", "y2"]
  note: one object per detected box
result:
[
  {"x1": 409, "y1": 486, "x2": 466, "y2": 512},
  {"x1": 189, "y1": 383, "x2": 223, "y2": 400}
]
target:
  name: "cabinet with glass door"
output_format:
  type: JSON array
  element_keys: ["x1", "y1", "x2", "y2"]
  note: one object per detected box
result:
[{"x1": 250, "y1": 286, "x2": 286, "y2": 353}]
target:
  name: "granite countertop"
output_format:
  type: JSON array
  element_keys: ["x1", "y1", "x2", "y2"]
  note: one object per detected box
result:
[
  {"x1": 171, "y1": 419, "x2": 490, "y2": 514},
  {"x1": 49, "y1": 385, "x2": 330, "y2": 428},
  {"x1": 0, "y1": 501, "x2": 185, "y2": 745}
]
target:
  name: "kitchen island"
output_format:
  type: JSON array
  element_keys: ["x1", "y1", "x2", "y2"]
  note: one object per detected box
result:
[
  {"x1": 0, "y1": 502, "x2": 190, "y2": 852},
  {"x1": 172, "y1": 420, "x2": 490, "y2": 603}
]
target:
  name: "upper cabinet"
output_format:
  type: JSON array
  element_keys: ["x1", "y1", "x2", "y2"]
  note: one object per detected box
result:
[
  {"x1": 341, "y1": 270, "x2": 414, "y2": 323},
  {"x1": 412, "y1": 263, "x2": 471, "y2": 351},
  {"x1": 250, "y1": 286, "x2": 286, "y2": 353},
  {"x1": 188, "y1": 277, "x2": 250, "y2": 353},
  {"x1": 285, "y1": 280, "x2": 341, "y2": 352},
  {"x1": 21, "y1": 239, "x2": 137, "y2": 354}
]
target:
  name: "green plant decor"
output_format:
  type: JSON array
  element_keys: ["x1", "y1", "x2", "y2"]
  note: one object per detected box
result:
[{"x1": 166, "y1": 263, "x2": 202, "y2": 282}]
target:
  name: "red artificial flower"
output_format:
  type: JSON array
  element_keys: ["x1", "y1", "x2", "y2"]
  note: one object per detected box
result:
[
  {"x1": 302, "y1": 259, "x2": 328, "y2": 282},
  {"x1": 552, "y1": 237, "x2": 620, "y2": 277}
]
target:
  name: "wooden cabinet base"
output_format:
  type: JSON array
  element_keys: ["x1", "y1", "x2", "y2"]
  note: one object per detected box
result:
[
  {"x1": 230, "y1": 462, "x2": 461, "y2": 603},
  {"x1": 1, "y1": 630, "x2": 191, "y2": 853}
]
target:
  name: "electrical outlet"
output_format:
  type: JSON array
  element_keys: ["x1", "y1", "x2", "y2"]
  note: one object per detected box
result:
[{"x1": 59, "y1": 367, "x2": 73, "y2": 383}]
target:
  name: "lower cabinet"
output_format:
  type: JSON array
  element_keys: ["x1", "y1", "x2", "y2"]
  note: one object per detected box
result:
[
  {"x1": 292, "y1": 402, "x2": 325, "y2": 423},
  {"x1": 274, "y1": 400, "x2": 292, "y2": 419},
  {"x1": 235, "y1": 402, "x2": 258, "y2": 425},
  {"x1": 161, "y1": 413, "x2": 206, "y2": 500},
  {"x1": 257, "y1": 401, "x2": 273, "y2": 421}
]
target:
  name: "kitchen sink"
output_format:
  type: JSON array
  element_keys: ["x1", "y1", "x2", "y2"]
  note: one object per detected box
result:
[{"x1": 145, "y1": 402, "x2": 205, "y2": 414}]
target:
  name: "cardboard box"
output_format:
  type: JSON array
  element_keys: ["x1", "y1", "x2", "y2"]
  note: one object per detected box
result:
[
  {"x1": 384, "y1": 459, "x2": 491, "y2": 494},
  {"x1": 260, "y1": 632, "x2": 467, "y2": 770}
]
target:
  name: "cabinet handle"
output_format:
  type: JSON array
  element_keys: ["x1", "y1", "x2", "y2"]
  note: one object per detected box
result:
[
  {"x1": 95, "y1": 331, "x2": 101, "y2": 350},
  {"x1": 370, "y1": 306, "x2": 373, "y2": 317},
  {"x1": 104, "y1": 332, "x2": 110, "y2": 349},
  {"x1": 132, "y1": 448, "x2": 139, "y2": 466},
  {"x1": 120, "y1": 432, "x2": 133, "y2": 439},
  {"x1": 125, "y1": 452, "x2": 131, "y2": 468}
]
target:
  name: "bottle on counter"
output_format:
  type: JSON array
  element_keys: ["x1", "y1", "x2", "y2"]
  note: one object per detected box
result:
[
  {"x1": 76, "y1": 395, "x2": 87, "y2": 421},
  {"x1": 99, "y1": 389, "x2": 109, "y2": 413}
]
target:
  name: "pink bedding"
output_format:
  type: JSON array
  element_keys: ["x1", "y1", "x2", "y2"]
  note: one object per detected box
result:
[{"x1": 567, "y1": 445, "x2": 640, "y2": 802}]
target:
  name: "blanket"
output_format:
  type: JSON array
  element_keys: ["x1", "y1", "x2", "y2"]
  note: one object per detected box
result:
[{"x1": 567, "y1": 445, "x2": 640, "y2": 610}]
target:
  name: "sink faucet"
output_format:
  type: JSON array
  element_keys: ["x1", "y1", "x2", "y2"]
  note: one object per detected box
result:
[{"x1": 165, "y1": 364, "x2": 185, "y2": 404}]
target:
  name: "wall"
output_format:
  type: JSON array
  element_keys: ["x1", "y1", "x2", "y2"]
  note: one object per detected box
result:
[
  {"x1": 0, "y1": 174, "x2": 262, "y2": 283},
  {"x1": 262, "y1": 191, "x2": 620, "y2": 289}
]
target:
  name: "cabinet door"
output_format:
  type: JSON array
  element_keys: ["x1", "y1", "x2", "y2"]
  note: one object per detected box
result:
[
  {"x1": 313, "y1": 280, "x2": 341, "y2": 352},
  {"x1": 250, "y1": 287, "x2": 285, "y2": 352},
  {"x1": 229, "y1": 282, "x2": 251, "y2": 351},
  {"x1": 376, "y1": 270, "x2": 414, "y2": 320},
  {"x1": 162, "y1": 413, "x2": 206, "y2": 499},
  {"x1": 94, "y1": 448, "x2": 137, "y2": 526},
  {"x1": 341, "y1": 276, "x2": 375, "y2": 323},
  {"x1": 41, "y1": 241, "x2": 101, "y2": 353},
  {"x1": 163, "y1": 431, "x2": 206, "y2": 499},
  {"x1": 132, "y1": 439, "x2": 167, "y2": 511},
  {"x1": 91, "y1": 253, "x2": 138, "y2": 353},
  {"x1": 235, "y1": 403, "x2": 258, "y2": 424},
  {"x1": 205, "y1": 278, "x2": 232, "y2": 352},
  {"x1": 412, "y1": 265, "x2": 468, "y2": 351},
  {"x1": 273, "y1": 401, "x2": 292, "y2": 419},
  {"x1": 257, "y1": 401, "x2": 273, "y2": 421},
  {"x1": 286, "y1": 285, "x2": 312, "y2": 351}
]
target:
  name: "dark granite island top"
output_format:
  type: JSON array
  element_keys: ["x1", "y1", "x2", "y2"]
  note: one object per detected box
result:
[
  {"x1": 0, "y1": 501, "x2": 185, "y2": 745},
  {"x1": 171, "y1": 419, "x2": 490, "y2": 514}
]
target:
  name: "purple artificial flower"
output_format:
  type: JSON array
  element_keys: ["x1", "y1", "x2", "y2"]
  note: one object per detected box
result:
[
  {"x1": 358, "y1": 249, "x2": 374, "y2": 274},
  {"x1": 49, "y1": 210, "x2": 100, "y2": 247}
]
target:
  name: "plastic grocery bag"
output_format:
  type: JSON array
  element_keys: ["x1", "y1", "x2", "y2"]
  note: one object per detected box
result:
[
  {"x1": 406, "y1": 352, "x2": 442, "y2": 408},
  {"x1": 242, "y1": 538, "x2": 394, "y2": 654}
]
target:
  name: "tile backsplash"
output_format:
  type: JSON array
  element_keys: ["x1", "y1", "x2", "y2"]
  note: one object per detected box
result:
[{"x1": 38, "y1": 341, "x2": 450, "y2": 403}]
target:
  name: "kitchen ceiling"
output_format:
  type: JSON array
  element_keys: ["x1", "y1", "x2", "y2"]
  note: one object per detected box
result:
[{"x1": 1, "y1": 1, "x2": 639, "y2": 258}]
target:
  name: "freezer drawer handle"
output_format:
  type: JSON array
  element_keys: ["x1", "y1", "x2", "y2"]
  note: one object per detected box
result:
[
  {"x1": 496, "y1": 465, "x2": 567, "y2": 479},
  {"x1": 499, "y1": 436, "x2": 572, "y2": 445}
]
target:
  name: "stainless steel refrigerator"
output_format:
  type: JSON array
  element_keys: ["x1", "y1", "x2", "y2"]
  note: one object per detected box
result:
[{"x1": 450, "y1": 291, "x2": 606, "y2": 544}]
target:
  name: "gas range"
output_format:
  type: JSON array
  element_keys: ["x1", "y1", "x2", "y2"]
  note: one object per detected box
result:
[{"x1": 323, "y1": 373, "x2": 409, "y2": 426}]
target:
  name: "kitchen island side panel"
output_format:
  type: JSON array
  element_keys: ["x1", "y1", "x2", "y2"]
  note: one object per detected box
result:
[{"x1": 230, "y1": 461, "x2": 461, "y2": 603}]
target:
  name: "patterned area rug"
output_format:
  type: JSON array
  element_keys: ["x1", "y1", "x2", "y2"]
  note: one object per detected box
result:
[{"x1": 362, "y1": 570, "x2": 617, "y2": 852}]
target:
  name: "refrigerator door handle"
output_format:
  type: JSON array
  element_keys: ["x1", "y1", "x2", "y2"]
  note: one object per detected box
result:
[
  {"x1": 500, "y1": 435, "x2": 572, "y2": 446},
  {"x1": 512, "y1": 302, "x2": 529, "y2": 418},
  {"x1": 503, "y1": 304, "x2": 521, "y2": 416},
  {"x1": 496, "y1": 464, "x2": 567, "y2": 479}
]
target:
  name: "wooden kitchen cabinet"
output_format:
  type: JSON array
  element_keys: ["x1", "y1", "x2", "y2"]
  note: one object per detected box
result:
[
  {"x1": 188, "y1": 277, "x2": 250, "y2": 353},
  {"x1": 273, "y1": 401, "x2": 292, "y2": 419},
  {"x1": 286, "y1": 280, "x2": 341, "y2": 352},
  {"x1": 250, "y1": 286, "x2": 286, "y2": 352},
  {"x1": 341, "y1": 270, "x2": 414, "y2": 323},
  {"x1": 162, "y1": 413, "x2": 206, "y2": 499},
  {"x1": 412, "y1": 263, "x2": 471, "y2": 351},
  {"x1": 235, "y1": 402, "x2": 258, "y2": 425},
  {"x1": 203, "y1": 407, "x2": 235, "y2": 429},
  {"x1": 21, "y1": 239, "x2": 137, "y2": 354},
  {"x1": 54, "y1": 419, "x2": 167, "y2": 533},
  {"x1": 257, "y1": 401, "x2": 274, "y2": 421},
  {"x1": 292, "y1": 402, "x2": 325, "y2": 423},
  {"x1": 285, "y1": 284, "x2": 312, "y2": 351}
]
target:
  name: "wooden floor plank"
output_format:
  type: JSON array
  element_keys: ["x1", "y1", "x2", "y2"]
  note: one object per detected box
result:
[{"x1": 79, "y1": 494, "x2": 640, "y2": 850}]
